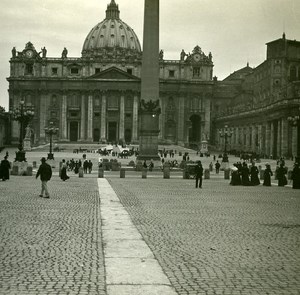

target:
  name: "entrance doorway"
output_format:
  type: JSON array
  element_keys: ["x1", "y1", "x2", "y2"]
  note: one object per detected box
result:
[
  {"x1": 93, "y1": 128, "x2": 100, "y2": 142},
  {"x1": 189, "y1": 114, "x2": 201, "y2": 143},
  {"x1": 69, "y1": 121, "x2": 78, "y2": 141},
  {"x1": 108, "y1": 122, "x2": 117, "y2": 143},
  {"x1": 125, "y1": 129, "x2": 132, "y2": 143}
]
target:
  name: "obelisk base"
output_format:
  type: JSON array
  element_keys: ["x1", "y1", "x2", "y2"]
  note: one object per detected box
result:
[{"x1": 137, "y1": 131, "x2": 161, "y2": 161}]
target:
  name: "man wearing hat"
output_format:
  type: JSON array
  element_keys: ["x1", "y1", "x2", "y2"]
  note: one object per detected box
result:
[
  {"x1": 195, "y1": 160, "x2": 204, "y2": 188},
  {"x1": 36, "y1": 157, "x2": 52, "y2": 198}
]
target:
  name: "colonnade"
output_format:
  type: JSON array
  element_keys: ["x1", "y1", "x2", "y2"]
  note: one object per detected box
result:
[{"x1": 217, "y1": 118, "x2": 297, "y2": 158}]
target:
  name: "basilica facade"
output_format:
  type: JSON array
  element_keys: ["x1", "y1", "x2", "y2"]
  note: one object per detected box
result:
[
  {"x1": 8, "y1": 0, "x2": 213, "y2": 147},
  {"x1": 7, "y1": 1, "x2": 300, "y2": 159}
]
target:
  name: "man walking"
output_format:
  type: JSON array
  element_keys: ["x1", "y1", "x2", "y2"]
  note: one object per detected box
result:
[
  {"x1": 215, "y1": 160, "x2": 221, "y2": 174},
  {"x1": 36, "y1": 157, "x2": 52, "y2": 198},
  {"x1": 195, "y1": 160, "x2": 203, "y2": 188}
]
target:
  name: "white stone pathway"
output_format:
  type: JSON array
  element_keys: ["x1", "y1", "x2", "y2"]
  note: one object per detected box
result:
[{"x1": 97, "y1": 178, "x2": 177, "y2": 295}]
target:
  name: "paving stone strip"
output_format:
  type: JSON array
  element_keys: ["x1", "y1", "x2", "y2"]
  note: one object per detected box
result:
[{"x1": 98, "y1": 178, "x2": 177, "y2": 295}]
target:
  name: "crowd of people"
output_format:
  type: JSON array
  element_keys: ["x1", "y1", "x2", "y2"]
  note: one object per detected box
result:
[{"x1": 229, "y1": 160, "x2": 300, "y2": 189}]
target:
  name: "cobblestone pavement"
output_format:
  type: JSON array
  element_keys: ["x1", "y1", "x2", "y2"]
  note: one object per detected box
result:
[
  {"x1": 0, "y1": 176, "x2": 105, "y2": 295},
  {"x1": 108, "y1": 177, "x2": 300, "y2": 295}
]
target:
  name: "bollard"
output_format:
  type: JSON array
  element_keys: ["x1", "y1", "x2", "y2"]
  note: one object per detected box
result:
[
  {"x1": 26, "y1": 166, "x2": 33, "y2": 176},
  {"x1": 142, "y1": 167, "x2": 147, "y2": 178},
  {"x1": 204, "y1": 168, "x2": 210, "y2": 179},
  {"x1": 12, "y1": 165, "x2": 19, "y2": 176},
  {"x1": 224, "y1": 168, "x2": 230, "y2": 180},
  {"x1": 59, "y1": 162, "x2": 63, "y2": 177},
  {"x1": 260, "y1": 169, "x2": 265, "y2": 180},
  {"x1": 136, "y1": 161, "x2": 143, "y2": 171},
  {"x1": 274, "y1": 169, "x2": 278, "y2": 180},
  {"x1": 98, "y1": 167, "x2": 104, "y2": 178},
  {"x1": 287, "y1": 170, "x2": 292, "y2": 180},
  {"x1": 163, "y1": 163, "x2": 170, "y2": 179},
  {"x1": 79, "y1": 167, "x2": 84, "y2": 178},
  {"x1": 120, "y1": 168, "x2": 125, "y2": 178},
  {"x1": 32, "y1": 161, "x2": 37, "y2": 168}
]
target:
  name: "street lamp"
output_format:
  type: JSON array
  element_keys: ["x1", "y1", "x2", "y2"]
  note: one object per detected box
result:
[
  {"x1": 10, "y1": 99, "x2": 35, "y2": 162},
  {"x1": 44, "y1": 122, "x2": 59, "y2": 160},
  {"x1": 219, "y1": 125, "x2": 233, "y2": 162},
  {"x1": 288, "y1": 110, "x2": 300, "y2": 164}
]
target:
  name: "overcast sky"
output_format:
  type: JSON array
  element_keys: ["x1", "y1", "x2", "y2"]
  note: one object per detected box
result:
[{"x1": 0, "y1": 0, "x2": 300, "y2": 110}]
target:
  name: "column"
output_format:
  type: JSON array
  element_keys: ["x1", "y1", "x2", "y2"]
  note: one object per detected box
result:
[
  {"x1": 245, "y1": 127, "x2": 250, "y2": 149},
  {"x1": 265, "y1": 122, "x2": 271, "y2": 157},
  {"x1": 177, "y1": 96, "x2": 185, "y2": 146},
  {"x1": 61, "y1": 93, "x2": 68, "y2": 141},
  {"x1": 100, "y1": 95, "x2": 107, "y2": 142},
  {"x1": 277, "y1": 119, "x2": 282, "y2": 157},
  {"x1": 258, "y1": 125, "x2": 262, "y2": 155},
  {"x1": 80, "y1": 94, "x2": 86, "y2": 141},
  {"x1": 252, "y1": 125, "x2": 257, "y2": 152},
  {"x1": 292, "y1": 126, "x2": 297, "y2": 159},
  {"x1": 270, "y1": 121, "x2": 274, "y2": 158},
  {"x1": 119, "y1": 95, "x2": 125, "y2": 141},
  {"x1": 132, "y1": 94, "x2": 139, "y2": 143},
  {"x1": 87, "y1": 95, "x2": 93, "y2": 141},
  {"x1": 281, "y1": 118, "x2": 288, "y2": 157}
]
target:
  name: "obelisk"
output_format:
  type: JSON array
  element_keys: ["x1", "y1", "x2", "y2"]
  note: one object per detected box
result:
[{"x1": 137, "y1": 0, "x2": 161, "y2": 161}]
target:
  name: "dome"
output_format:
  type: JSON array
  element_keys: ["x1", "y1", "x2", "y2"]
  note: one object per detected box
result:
[{"x1": 82, "y1": 0, "x2": 141, "y2": 57}]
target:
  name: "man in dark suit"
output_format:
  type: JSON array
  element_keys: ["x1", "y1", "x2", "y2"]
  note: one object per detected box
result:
[
  {"x1": 195, "y1": 161, "x2": 204, "y2": 188},
  {"x1": 36, "y1": 157, "x2": 52, "y2": 198}
]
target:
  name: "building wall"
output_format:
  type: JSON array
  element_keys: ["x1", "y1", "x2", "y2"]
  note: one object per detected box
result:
[{"x1": 8, "y1": 43, "x2": 213, "y2": 148}]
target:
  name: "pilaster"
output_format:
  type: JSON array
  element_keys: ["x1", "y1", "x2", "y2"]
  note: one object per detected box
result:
[
  {"x1": 80, "y1": 94, "x2": 86, "y2": 141},
  {"x1": 39, "y1": 93, "x2": 47, "y2": 143}
]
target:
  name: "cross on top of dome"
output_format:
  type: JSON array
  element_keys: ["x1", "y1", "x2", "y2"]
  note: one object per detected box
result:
[{"x1": 106, "y1": 0, "x2": 120, "y2": 19}]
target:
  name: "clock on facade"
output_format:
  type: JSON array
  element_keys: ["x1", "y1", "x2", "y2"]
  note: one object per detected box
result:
[
  {"x1": 193, "y1": 54, "x2": 201, "y2": 62},
  {"x1": 25, "y1": 50, "x2": 34, "y2": 58}
]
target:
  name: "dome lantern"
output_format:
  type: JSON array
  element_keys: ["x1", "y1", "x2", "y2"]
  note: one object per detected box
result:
[{"x1": 106, "y1": 0, "x2": 120, "y2": 19}]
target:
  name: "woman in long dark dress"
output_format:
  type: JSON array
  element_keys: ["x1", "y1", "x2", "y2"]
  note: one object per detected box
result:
[
  {"x1": 263, "y1": 163, "x2": 273, "y2": 186},
  {"x1": 230, "y1": 166, "x2": 241, "y2": 185},
  {"x1": 60, "y1": 159, "x2": 70, "y2": 181},
  {"x1": 277, "y1": 163, "x2": 287, "y2": 187},
  {"x1": 250, "y1": 162, "x2": 260, "y2": 186},
  {"x1": 241, "y1": 162, "x2": 250, "y2": 186},
  {"x1": 0, "y1": 156, "x2": 11, "y2": 181},
  {"x1": 291, "y1": 162, "x2": 300, "y2": 189}
]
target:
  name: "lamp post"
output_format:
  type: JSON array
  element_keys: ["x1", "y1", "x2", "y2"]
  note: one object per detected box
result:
[
  {"x1": 219, "y1": 125, "x2": 233, "y2": 162},
  {"x1": 288, "y1": 110, "x2": 300, "y2": 164},
  {"x1": 44, "y1": 122, "x2": 59, "y2": 160},
  {"x1": 10, "y1": 99, "x2": 35, "y2": 162}
]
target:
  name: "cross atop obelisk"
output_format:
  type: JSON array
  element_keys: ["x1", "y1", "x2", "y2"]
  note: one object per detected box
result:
[{"x1": 137, "y1": 0, "x2": 161, "y2": 161}]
